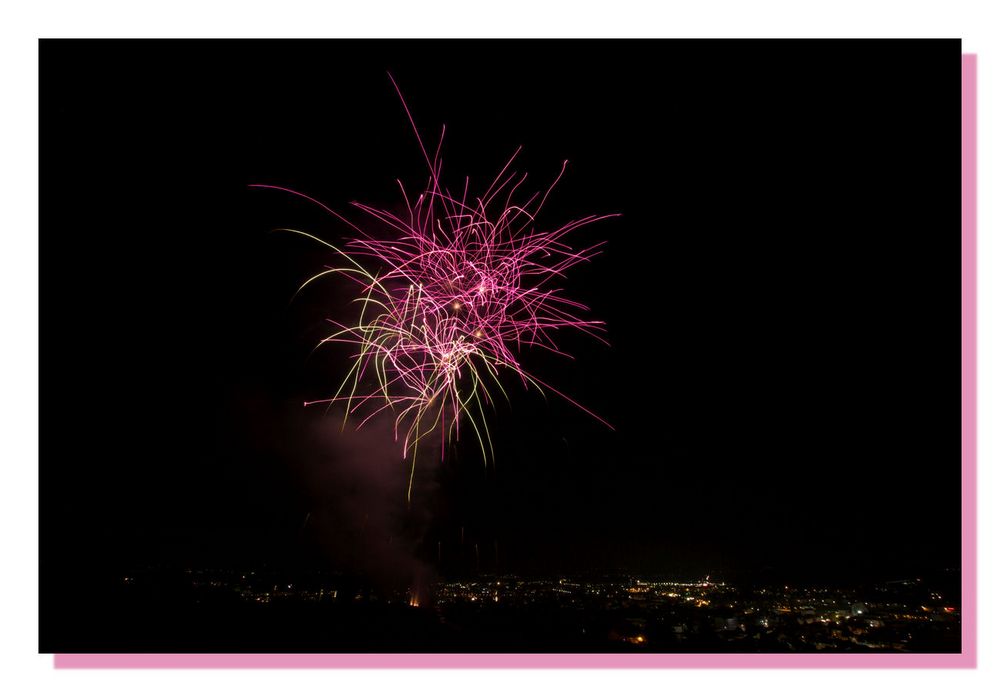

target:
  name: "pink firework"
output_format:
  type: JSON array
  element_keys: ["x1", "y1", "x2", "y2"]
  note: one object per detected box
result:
[{"x1": 254, "y1": 75, "x2": 616, "y2": 499}]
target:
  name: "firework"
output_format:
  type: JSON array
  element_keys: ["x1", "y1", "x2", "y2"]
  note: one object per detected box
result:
[{"x1": 253, "y1": 75, "x2": 616, "y2": 499}]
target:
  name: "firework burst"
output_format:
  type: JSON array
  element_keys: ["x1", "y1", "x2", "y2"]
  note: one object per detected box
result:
[{"x1": 254, "y1": 75, "x2": 616, "y2": 500}]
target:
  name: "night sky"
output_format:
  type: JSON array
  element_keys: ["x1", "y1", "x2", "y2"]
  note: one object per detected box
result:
[{"x1": 41, "y1": 39, "x2": 960, "y2": 615}]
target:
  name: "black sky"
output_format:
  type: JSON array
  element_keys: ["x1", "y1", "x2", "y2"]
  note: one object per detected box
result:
[{"x1": 41, "y1": 39, "x2": 960, "y2": 601}]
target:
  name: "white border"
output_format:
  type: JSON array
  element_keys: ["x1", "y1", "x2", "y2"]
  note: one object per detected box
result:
[{"x1": 2, "y1": 1, "x2": 998, "y2": 690}]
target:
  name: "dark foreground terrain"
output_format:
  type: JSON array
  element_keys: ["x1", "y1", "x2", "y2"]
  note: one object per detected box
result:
[{"x1": 43, "y1": 567, "x2": 961, "y2": 653}]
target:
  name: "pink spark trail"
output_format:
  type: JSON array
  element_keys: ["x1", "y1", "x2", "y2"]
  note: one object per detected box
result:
[{"x1": 253, "y1": 75, "x2": 617, "y2": 500}]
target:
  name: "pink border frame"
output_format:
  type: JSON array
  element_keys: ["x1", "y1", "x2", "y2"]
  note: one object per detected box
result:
[{"x1": 53, "y1": 53, "x2": 978, "y2": 670}]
